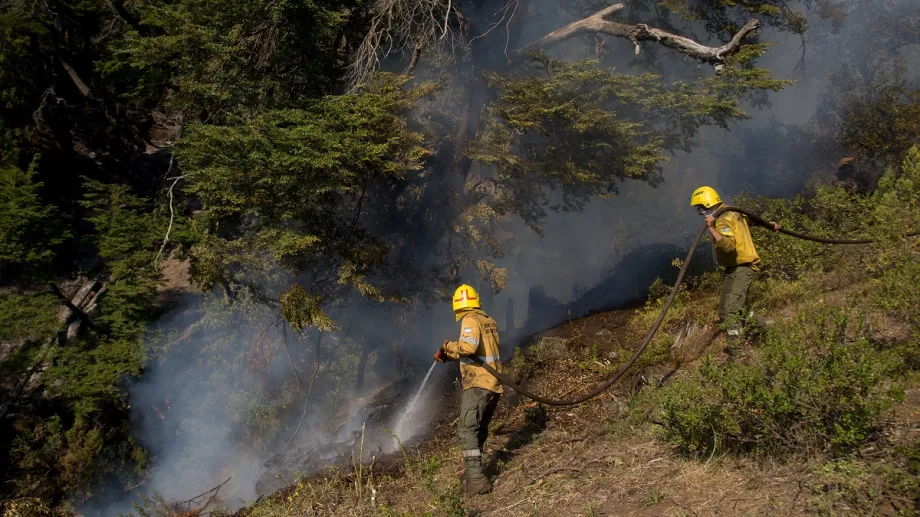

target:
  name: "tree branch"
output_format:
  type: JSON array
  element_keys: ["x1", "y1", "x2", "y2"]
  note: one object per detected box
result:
[
  {"x1": 177, "y1": 476, "x2": 232, "y2": 512},
  {"x1": 49, "y1": 283, "x2": 100, "y2": 330},
  {"x1": 155, "y1": 172, "x2": 183, "y2": 264},
  {"x1": 59, "y1": 60, "x2": 93, "y2": 97},
  {"x1": 282, "y1": 331, "x2": 324, "y2": 453},
  {"x1": 517, "y1": 3, "x2": 760, "y2": 72},
  {"x1": 404, "y1": 44, "x2": 424, "y2": 74},
  {"x1": 108, "y1": 0, "x2": 145, "y2": 33}
]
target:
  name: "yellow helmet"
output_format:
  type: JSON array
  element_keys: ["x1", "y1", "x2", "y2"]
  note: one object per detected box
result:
[
  {"x1": 452, "y1": 284, "x2": 481, "y2": 313},
  {"x1": 690, "y1": 186, "x2": 722, "y2": 209}
]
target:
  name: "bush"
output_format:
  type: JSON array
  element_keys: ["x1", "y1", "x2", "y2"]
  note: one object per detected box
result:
[
  {"x1": 807, "y1": 439, "x2": 920, "y2": 514},
  {"x1": 645, "y1": 307, "x2": 901, "y2": 457},
  {"x1": 732, "y1": 186, "x2": 877, "y2": 282},
  {"x1": 733, "y1": 145, "x2": 920, "y2": 285}
]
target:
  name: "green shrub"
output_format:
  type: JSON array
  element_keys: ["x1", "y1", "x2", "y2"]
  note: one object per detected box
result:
[
  {"x1": 732, "y1": 186, "x2": 878, "y2": 282},
  {"x1": 873, "y1": 256, "x2": 920, "y2": 322},
  {"x1": 807, "y1": 440, "x2": 920, "y2": 515},
  {"x1": 645, "y1": 307, "x2": 901, "y2": 457}
]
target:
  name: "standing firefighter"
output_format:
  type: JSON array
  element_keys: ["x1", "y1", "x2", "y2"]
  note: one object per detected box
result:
[
  {"x1": 690, "y1": 186, "x2": 779, "y2": 361},
  {"x1": 434, "y1": 284, "x2": 503, "y2": 496}
]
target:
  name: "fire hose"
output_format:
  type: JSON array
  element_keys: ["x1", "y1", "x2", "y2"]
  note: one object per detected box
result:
[{"x1": 462, "y1": 206, "x2": 920, "y2": 407}]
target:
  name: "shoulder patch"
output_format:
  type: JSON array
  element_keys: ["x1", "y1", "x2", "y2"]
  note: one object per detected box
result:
[
  {"x1": 719, "y1": 226, "x2": 731, "y2": 233},
  {"x1": 463, "y1": 327, "x2": 473, "y2": 333}
]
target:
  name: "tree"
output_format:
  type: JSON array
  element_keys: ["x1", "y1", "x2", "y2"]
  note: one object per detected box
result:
[
  {"x1": 120, "y1": 0, "x2": 789, "y2": 330},
  {"x1": 0, "y1": 160, "x2": 65, "y2": 281}
]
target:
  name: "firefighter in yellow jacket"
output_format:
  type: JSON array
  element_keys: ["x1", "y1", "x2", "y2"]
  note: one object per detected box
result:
[
  {"x1": 434, "y1": 284, "x2": 503, "y2": 496},
  {"x1": 690, "y1": 187, "x2": 779, "y2": 360}
]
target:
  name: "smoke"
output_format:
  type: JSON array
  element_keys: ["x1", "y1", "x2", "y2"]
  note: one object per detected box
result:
[{"x1": 80, "y1": 1, "x2": 920, "y2": 515}]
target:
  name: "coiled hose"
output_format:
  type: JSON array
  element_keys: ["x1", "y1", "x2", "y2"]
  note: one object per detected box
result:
[{"x1": 467, "y1": 206, "x2": 920, "y2": 406}]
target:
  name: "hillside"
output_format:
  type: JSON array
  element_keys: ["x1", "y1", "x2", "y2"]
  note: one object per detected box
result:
[
  {"x1": 2, "y1": 1, "x2": 920, "y2": 515},
  {"x1": 111, "y1": 148, "x2": 920, "y2": 517},
  {"x1": 224, "y1": 266, "x2": 920, "y2": 517}
]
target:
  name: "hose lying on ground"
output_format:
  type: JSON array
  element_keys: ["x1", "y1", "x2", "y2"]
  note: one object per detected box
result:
[{"x1": 468, "y1": 206, "x2": 920, "y2": 406}]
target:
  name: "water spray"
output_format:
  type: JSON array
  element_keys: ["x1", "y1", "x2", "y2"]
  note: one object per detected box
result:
[{"x1": 391, "y1": 361, "x2": 438, "y2": 443}]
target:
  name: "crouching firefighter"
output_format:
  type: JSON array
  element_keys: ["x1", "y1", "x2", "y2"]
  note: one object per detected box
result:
[
  {"x1": 690, "y1": 186, "x2": 779, "y2": 361},
  {"x1": 434, "y1": 284, "x2": 503, "y2": 496}
]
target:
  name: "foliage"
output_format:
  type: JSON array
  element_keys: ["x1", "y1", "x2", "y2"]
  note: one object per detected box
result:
[
  {"x1": 0, "y1": 0, "x2": 906, "y2": 511},
  {"x1": 178, "y1": 75, "x2": 434, "y2": 323},
  {"x1": 733, "y1": 190, "x2": 851, "y2": 280},
  {"x1": 80, "y1": 180, "x2": 163, "y2": 338},
  {"x1": 808, "y1": 443, "x2": 920, "y2": 515},
  {"x1": 37, "y1": 180, "x2": 160, "y2": 414},
  {"x1": 0, "y1": 160, "x2": 66, "y2": 280},
  {"x1": 8, "y1": 412, "x2": 140, "y2": 507},
  {"x1": 829, "y1": 66, "x2": 920, "y2": 168},
  {"x1": 471, "y1": 55, "x2": 788, "y2": 233},
  {"x1": 645, "y1": 307, "x2": 901, "y2": 457},
  {"x1": 658, "y1": 0, "x2": 810, "y2": 35},
  {"x1": 0, "y1": 496, "x2": 71, "y2": 517},
  {"x1": 107, "y1": 0, "x2": 354, "y2": 120},
  {"x1": 734, "y1": 145, "x2": 920, "y2": 282},
  {"x1": 1, "y1": 179, "x2": 159, "y2": 508},
  {"x1": 0, "y1": 292, "x2": 60, "y2": 344},
  {"x1": 0, "y1": 0, "x2": 116, "y2": 139},
  {"x1": 633, "y1": 145, "x2": 920, "y2": 467}
]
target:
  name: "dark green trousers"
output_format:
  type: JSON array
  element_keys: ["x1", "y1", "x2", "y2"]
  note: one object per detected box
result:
[
  {"x1": 718, "y1": 265, "x2": 757, "y2": 344},
  {"x1": 457, "y1": 387, "x2": 500, "y2": 478}
]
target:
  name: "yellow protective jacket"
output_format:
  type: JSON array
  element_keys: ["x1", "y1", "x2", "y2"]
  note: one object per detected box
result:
[
  {"x1": 443, "y1": 309, "x2": 503, "y2": 394},
  {"x1": 713, "y1": 211, "x2": 762, "y2": 271}
]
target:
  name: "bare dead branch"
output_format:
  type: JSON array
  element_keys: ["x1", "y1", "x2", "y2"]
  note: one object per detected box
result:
[
  {"x1": 155, "y1": 172, "x2": 182, "y2": 264},
  {"x1": 247, "y1": 315, "x2": 284, "y2": 374},
  {"x1": 346, "y1": 0, "x2": 459, "y2": 89},
  {"x1": 31, "y1": 88, "x2": 64, "y2": 132},
  {"x1": 60, "y1": 60, "x2": 93, "y2": 97},
  {"x1": 177, "y1": 476, "x2": 232, "y2": 511},
  {"x1": 517, "y1": 3, "x2": 760, "y2": 72},
  {"x1": 469, "y1": 6, "x2": 508, "y2": 43},
  {"x1": 49, "y1": 282, "x2": 100, "y2": 330},
  {"x1": 0, "y1": 343, "x2": 53, "y2": 421},
  {"x1": 200, "y1": 477, "x2": 231, "y2": 513},
  {"x1": 517, "y1": 3, "x2": 624, "y2": 55}
]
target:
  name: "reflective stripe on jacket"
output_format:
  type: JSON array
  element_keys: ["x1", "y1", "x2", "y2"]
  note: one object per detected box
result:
[
  {"x1": 443, "y1": 309, "x2": 503, "y2": 393},
  {"x1": 714, "y1": 211, "x2": 762, "y2": 271}
]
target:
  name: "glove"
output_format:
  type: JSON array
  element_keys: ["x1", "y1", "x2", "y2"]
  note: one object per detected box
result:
[{"x1": 433, "y1": 341, "x2": 450, "y2": 363}]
